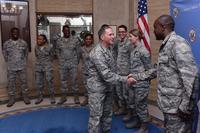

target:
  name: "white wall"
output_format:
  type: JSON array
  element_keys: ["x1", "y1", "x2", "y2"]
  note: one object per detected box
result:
[{"x1": 93, "y1": 0, "x2": 135, "y2": 43}]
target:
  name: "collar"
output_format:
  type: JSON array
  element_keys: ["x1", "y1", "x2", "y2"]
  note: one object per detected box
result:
[
  {"x1": 162, "y1": 31, "x2": 175, "y2": 45},
  {"x1": 159, "y1": 31, "x2": 175, "y2": 52},
  {"x1": 119, "y1": 37, "x2": 129, "y2": 44},
  {"x1": 133, "y1": 41, "x2": 142, "y2": 51}
]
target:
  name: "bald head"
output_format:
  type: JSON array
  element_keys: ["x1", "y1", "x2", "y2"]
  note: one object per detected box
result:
[
  {"x1": 157, "y1": 15, "x2": 175, "y2": 31},
  {"x1": 153, "y1": 15, "x2": 175, "y2": 40}
]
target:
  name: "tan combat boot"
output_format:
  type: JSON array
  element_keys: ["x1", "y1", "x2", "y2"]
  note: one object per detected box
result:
[
  {"x1": 35, "y1": 95, "x2": 43, "y2": 104},
  {"x1": 81, "y1": 96, "x2": 88, "y2": 106},
  {"x1": 7, "y1": 96, "x2": 15, "y2": 107},
  {"x1": 23, "y1": 95, "x2": 31, "y2": 105},
  {"x1": 50, "y1": 94, "x2": 56, "y2": 104},
  {"x1": 123, "y1": 109, "x2": 132, "y2": 122},
  {"x1": 74, "y1": 95, "x2": 80, "y2": 104},
  {"x1": 57, "y1": 94, "x2": 67, "y2": 105},
  {"x1": 135, "y1": 122, "x2": 149, "y2": 133}
]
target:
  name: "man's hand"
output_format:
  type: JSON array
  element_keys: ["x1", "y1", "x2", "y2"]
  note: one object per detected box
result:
[
  {"x1": 126, "y1": 77, "x2": 137, "y2": 86},
  {"x1": 127, "y1": 74, "x2": 133, "y2": 79}
]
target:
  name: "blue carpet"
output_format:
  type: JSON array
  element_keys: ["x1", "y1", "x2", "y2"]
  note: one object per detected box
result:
[{"x1": 0, "y1": 107, "x2": 163, "y2": 133}]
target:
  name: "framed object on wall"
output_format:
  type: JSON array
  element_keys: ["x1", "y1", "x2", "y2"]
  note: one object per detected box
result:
[{"x1": 0, "y1": 0, "x2": 31, "y2": 51}]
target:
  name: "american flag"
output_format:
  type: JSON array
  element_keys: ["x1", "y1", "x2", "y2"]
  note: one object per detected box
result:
[{"x1": 137, "y1": 0, "x2": 151, "y2": 54}]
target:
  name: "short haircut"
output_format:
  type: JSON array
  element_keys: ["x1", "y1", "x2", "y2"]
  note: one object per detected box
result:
[
  {"x1": 158, "y1": 15, "x2": 175, "y2": 31},
  {"x1": 84, "y1": 33, "x2": 93, "y2": 39},
  {"x1": 71, "y1": 30, "x2": 76, "y2": 36},
  {"x1": 11, "y1": 27, "x2": 19, "y2": 33},
  {"x1": 98, "y1": 24, "x2": 110, "y2": 40},
  {"x1": 39, "y1": 34, "x2": 48, "y2": 43},
  {"x1": 118, "y1": 25, "x2": 127, "y2": 32},
  {"x1": 62, "y1": 25, "x2": 70, "y2": 31}
]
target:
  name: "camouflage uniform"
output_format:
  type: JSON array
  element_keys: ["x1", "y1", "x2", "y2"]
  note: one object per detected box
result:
[
  {"x1": 80, "y1": 44, "x2": 94, "y2": 97},
  {"x1": 35, "y1": 43, "x2": 54, "y2": 96},
  {"x1": 52, "y1": 33, "x2": 61, "y2": 56},
  {"x1": 110, "y1": 39, "x2": 119, "y2": 110},
  {"x1": 197, "y1": 101, "x2": 200, "y2": 133},
  {"x1": 115, "y1": 37, "x2": 131, "y2": 107},
  {"x1": 2, "y1": 39, "x2": 29, "y2": 96},
  {"x1": 134, "y1": 32, "x2": 198, "y2": 132},
  {"x1": 129, "y1": 42, "x2": 151, "y2": 123},
  {"x1": 111, "y1": 39, "x2": 118, "y2": 62},
  {"x1": 87, "y1": 43, "x2": 127, "y2": 133},
  {"x1": 56, "y1": 36, "x2": 80, "y2": 96}
]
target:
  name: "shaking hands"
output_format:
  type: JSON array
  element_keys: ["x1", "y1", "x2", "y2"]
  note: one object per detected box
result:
[{"x1": 126, "y1": 74, "x2": 137, "y2": 86}]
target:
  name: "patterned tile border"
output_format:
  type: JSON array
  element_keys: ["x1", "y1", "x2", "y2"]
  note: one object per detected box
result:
[
  {"x1": 0, "y1": 103, "x2": 164, "y2": 129},
  {"x1": 0, "y1": 103, "x2": 82, "y2": 119}
]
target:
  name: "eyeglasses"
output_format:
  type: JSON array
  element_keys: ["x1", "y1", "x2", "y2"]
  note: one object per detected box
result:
[{"x1": 118, "y1": 31, "x2": 126, "y2": 33}]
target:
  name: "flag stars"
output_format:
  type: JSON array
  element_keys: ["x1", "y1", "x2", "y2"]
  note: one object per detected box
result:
[{"x1": 138, "y1": 0, "x2": 147, "y2": 17}]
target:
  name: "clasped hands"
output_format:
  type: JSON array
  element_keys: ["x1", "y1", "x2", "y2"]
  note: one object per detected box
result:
[{"x1": 126, "y1": 74, "x2": 137, "y2": 86}]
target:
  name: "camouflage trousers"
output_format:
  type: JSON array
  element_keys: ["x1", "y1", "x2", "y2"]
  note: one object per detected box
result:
[
  {"x1": 112, "y1": 85, "x2": 118, "y2": 106},
  {"x1": 88, "y1": 91, "x2": 113, "y2": 133},
  {"x1": 60, "y1": 65, "x2": 78, "y2": 95},
  {"x1": 128, "y1": 87, "x2": 149, "y2": 122},
  {"x1": 164, "y1": 113, "x2": 192, "y2": 133},
  {"x1": 81, "y1": 68, "x2": 89, "y2": 97},
  {"x1": 35, "y1": 70, "x2": 54, "y2": 95},
  {"x1": 115, "y1": 81, "x2": 128, "y2": 107},
  {"x1": 7, "y1": 69, "x2": 28, "y2": 96}
]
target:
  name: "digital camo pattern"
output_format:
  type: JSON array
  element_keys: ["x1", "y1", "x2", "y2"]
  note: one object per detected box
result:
[
  {"x1": 3, "y1": 39, "x2": 28, "y2": 71},
  {"x1": 134, "y1": 32, "x2": 198, "y2": 132},
  {"x1": 115, "y1": 37, "x2": 131, "y2": 107},
  {"x1": 164, "y1": 113, "x2": 192, "y2": 133},
  {"x1": 3, "y1": 39, "x2": 29, "y2": 96},
  {"x1": 80, "y1": 44, "x2": 94, "y2": 96},
  {"x1": 87, "y1": 43, "x2": 127, "y2": 133},
  {"x1": 129, "y1": 42, "x2": 151, "y2": 122},
  {"x1": 157, "y1": 32, "x2": 198, "y2": 114},
  {"x1": 7, "y1": 69, "x2": 28, "y2": 96},
  {"x1": 116, "y1": 37, "x2": 131, "y2": 75},
  {"x1": 56, "y1": 37, "x2": 81, "y2": 95},
  {"x1": 135, "y1": 32, "x2": 198, "y2": 114},
  {"x1": 35, "y1": 43, "x2": 54, "y2": 95},
  {"x1": 88, "y1": 92, "x2": 113, "y2": 133}
]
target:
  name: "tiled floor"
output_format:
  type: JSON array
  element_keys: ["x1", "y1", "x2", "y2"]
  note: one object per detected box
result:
[
  {"x1": 0, "y1": 96, "x2": 84, "y2": 116},
  {"x1": 0, "y1": 96, "x2": 164, "y2": 127}
]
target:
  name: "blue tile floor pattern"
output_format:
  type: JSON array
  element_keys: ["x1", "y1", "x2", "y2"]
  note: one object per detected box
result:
[{"x1": 0, "y1": 107, "x2": 163, "y2": 133}]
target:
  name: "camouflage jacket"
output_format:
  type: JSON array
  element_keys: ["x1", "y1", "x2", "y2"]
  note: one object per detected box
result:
[
  {"x1": 134, "y1": 32, "x2": 198, "y2": 114},
  {"x1": 80, "y1": 44, "x2": 94, "y2": 74},
  {"x1": 35, "y1": 43, "x2": 54, "y2": 71},
  {"x1": 56, "y1": 36, "x2": 81, "y2": 65},
  {"x1": 116, "y1": 37, "x2": 131, "y2": 75},
  {"x1": 130, "y1": 42, "x2": 151, "y2": 88},
  {"x1": 2, "y1": 39, "x2": 28, "y2": 71},
  {"x1": 87, "y1": 42, "x2": 127, "y2": 93}
]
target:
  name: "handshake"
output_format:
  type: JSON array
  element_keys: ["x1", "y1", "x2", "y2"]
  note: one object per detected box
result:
[{"x1": 126, "y1": 74, "x2": 137, "y2": 86}]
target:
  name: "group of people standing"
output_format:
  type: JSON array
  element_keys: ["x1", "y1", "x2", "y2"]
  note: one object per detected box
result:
[
  {"x1": 2, "y1": 14, "x2": 199, "y2": 133},
  {"x1": 86, "y1": 14, "x2": 198, "y2": 133},
  {"x1": 87, "y1": 24, "x2": 151, "y2": 133},
  {"x1": 2, "y1": 25, "x2": 93, "y2": 107}
]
